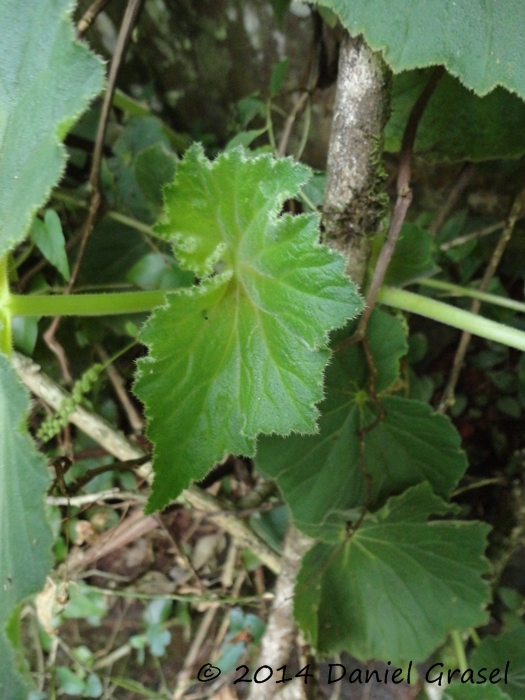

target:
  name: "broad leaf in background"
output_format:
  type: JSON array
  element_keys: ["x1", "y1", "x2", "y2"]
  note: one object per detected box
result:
[
  {"x1": 30, "y1": 210, "x2": 70, "y2": 280},
  {"x1": 470, "y1": 627, "x2": 525, "y2": 700},
  {"x1": 0, "y1": 355, "x2": 53, "y2": 698},
  {"x1": 314, "y1": 0, "x2": 525, "y2": 99},
  {"x1": 295, "y1": 484, "x2": 490, "y2": 664},
  {"x1": 270, "y1": 58, "x2": 290, "y2": 97},
  {"x1": 269, "y1": 0, "x2": 292, "y2": 28},
  {"x1": 134, "y1": 145, "x2": 362, "y2": 511},
  {"x1": 383, "y1": 222, "x2": 438, "y2": 287},
  {"x1": 444, "y1": 686, "x2": 513, "y2": 700},
  {"x1": 257, "y1": 310, "x2": 466, "y2": 539},
  {"x1": 386, "y1": 70, "x2": 525, "y2": 163},
  {"x1": 0, "y1": 0, "x2": 104, "y2": 257},
  {"x1": 299, "y1": 172, "x2": 326, "y2": 212},
  {"x1": 107, "y1": 116, "x2": 177, "y2": 222}
]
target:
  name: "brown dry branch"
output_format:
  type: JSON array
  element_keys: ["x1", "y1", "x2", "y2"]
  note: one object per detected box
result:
[
  {"x1": 277, "y1": 91, "x2": 310, "y2": 158},
  {"x1": 438, "y1": 185, "x2": 525, "y2": 412},
  {"x1": 46, "y1": 489, "x2": 144, "y2": 506},
  {"x1": 96, "y1": 344, "x2": 144, "y2": 433},
  {"x1": 439, "y1": 216, "x2": 525, "y2": 251},
  {"x1": 63, "y1": 508, "x2": 158, "y2": 577},
  {"x1": 13, "y1": 351, "x2": 281, "y2": 575},
  {"x1": 44, "y1": 0, "x2": 144, "y2": 383},
  {"x1": 429, "y1": 163, "x2": 476, "y2": 236},
  {"x1": 76, "y1": 0, "x2": 113, "y2": 38},
  {"x1": 173, "y1": 605, "x2": 221, "y2": 700}
]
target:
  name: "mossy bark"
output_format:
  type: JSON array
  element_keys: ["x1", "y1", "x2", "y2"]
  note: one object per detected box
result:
[{"x1": 323, "y1": 33, "x2": 391, "y2": 287}]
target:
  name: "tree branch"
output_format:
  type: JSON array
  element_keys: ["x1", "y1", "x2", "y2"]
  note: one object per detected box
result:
[
  {"x1": 76, "y1": 0, "x2": 113, "y2": 38},
  {"x1": 249, "y1": 524, "x2": 315, "y2": 700},
  {"x1": 247, "y1": 36, "x2": 392, "y2": 692},
  {"x1": 348, "y1": 65, "x2": 445, "y2": 346},
  {"x1": 438, "y1": 185, "x2": 525, "y2": 412},
  {"x1": 45, "y1": 0, "x2": 144, "y2": 383},
  {"x1": 322, "y1": 34, "x2": 391, "y2": 287},
  {"x1": 13, "y1": 352, "x2": 281, "y2": 575}
]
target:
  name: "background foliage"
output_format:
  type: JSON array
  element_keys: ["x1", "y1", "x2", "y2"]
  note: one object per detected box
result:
[{"x1": 2, "y1": 0, "x2": 525, "y2": 698}]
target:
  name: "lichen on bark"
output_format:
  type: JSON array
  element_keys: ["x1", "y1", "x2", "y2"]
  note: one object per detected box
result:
[{"x1": 323, "y1": 33, "x2": 391, "y2": 287}]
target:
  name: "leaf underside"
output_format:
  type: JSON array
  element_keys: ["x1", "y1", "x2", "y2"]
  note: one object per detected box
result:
[
  {"x1": 316, "y1": 0, "x2": 525, "y2": 100},
  {"x1": 295, "y1": 484, "x2": 490, "y2": 665},
  {"x1": 0, "y1": 3, "x2": 104, "y2": 697},
  {"x1": 470, "y1": 627, "x2": 525, "y2": 700},
  {"x1": 0, "y1": 355, "x2": 53, "y2": 698},
  {"x1": 257, "y1": 310, "x2": 467, "y2": 540},
  {"x1": 444, "y1": 685, "x2": 512, "y2": 700},
  {"x1": 134, "y1": 145, "x2": 362, "y2": 511},
  {"x1": 386, "y1": 70, "x2": 525, "y2": 163},
  {"x1": 0, "y1": 0, "x2": 104, "y2": 257}
]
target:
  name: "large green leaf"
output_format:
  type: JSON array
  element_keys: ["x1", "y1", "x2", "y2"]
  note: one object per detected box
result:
[
  {"x1": 444, "y1": 686, "x2": 512, "y2": 700},
  {"x1": 256, "y1": 310, "x2": 466, "y2": 539},
  {"x1": 0, "y1": 635, "x2": 26, "y2": 700},
  {"x1": 386, "y1": 70, "x2": 525, "y2": 163},
  {"x1": 134, "y1": 146, "x2": 362, "y2": 511},
  {"x1": 315, "y1": 0, "x2": 525, "y2": 99},
  {"x1": 470, "y1": 627, "x2": 525, "y2": 700},
  {"x1": 294, "y1": 484, "x2": 490, "y2": 664},
  {"x1": 0, "y1": 0, "x2": 104, "y2": 256},
  {"x1": 0, "y1": 355, "x2": 53, "y2": 698}
]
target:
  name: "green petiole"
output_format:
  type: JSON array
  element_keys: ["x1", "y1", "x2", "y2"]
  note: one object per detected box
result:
[
  {"x1": 0, "y1": 257, "x2": 12, "y2": 355},
  {"x1": 378, "y1": 286, "x2": 525, "y2": 352},
  {"x1": 418, "y1": 277, "x2": 525, "y2": 314},
  {"x1": 8, "y1": 290, "x2": 167, "y2": 317},
  {"x1": 4, "y1": 284, "x2": 525, "y2": 354}
]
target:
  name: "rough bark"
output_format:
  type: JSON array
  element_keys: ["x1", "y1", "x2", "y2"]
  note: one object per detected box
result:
[{"x1": 323, "y1": 33, "x2": 390, "y2": 286}]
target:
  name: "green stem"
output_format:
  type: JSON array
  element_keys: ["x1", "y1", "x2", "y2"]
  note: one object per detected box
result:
[
  {"x1": 0, "y1": 256, "x2": 12, "y2": 355},
  {"x1": 452, "y1": 477, "x2": 505, "y2": 497},
  {"x1": 470, "y1": 627, "x2": 481, "y2": 646},
  {"x1": 266, "y1": 100, "x2": 277, "y2": 155},
  {"x1": 112, "y1": 89, "x2": 190, "y2": 152},
  {"x1": 418, "y1": 278, "x2": 525, "y2": 314},
  {"x1": 52, "y1": 191, "x2": 154, "y2": 236},
  {"x1": 378, "y1": 286, "x2": 525, "y2": 351},
  {"x1": 8, "y1": 290, "x2": 167, "y2": 317},
  {"x1": 8, "y1": 283, "x2": 525, "y2": 355},
  {"x1": 451, "y1": 630, "x2": 468, "y2": 673},
  {"x1": 105, "y1": 210, "x2": 154, "y2": 236}
]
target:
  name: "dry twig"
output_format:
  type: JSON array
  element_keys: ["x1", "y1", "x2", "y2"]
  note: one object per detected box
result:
[
  {"x1": 45, "y1": 0, "x2": 144, "y2": 383},
  {"x1": 14, "y1": 351, "x2": 281, "y2": 574},
  {"x1": 76, "y1": 0, "x2": 113, "y2": 38},
  {"x1": 96, "y1": 344, "x2": 144, "y2": 433},
  {"x1": 429, "y1": 163, "x2": 476, "y2": 236},
  {"x1": 46, "y1": 488, "x2": 145, "y2": 507},
  {"x1": 439, "y1": 217, "x2": 525, "y2": 251},
  {"x1": 438, "y1": 186, "x2": 525, "y2": 412},
  {"x1": 277, "y1": 91, "x2": 310, "y2": 158},
  {"x1": 173, "y1": 605, "x2": 220, "y2": 700}
]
